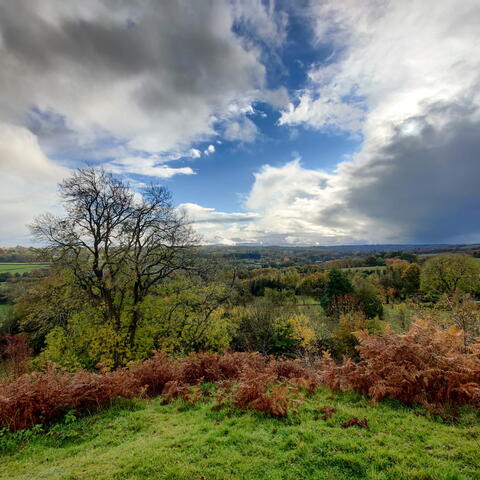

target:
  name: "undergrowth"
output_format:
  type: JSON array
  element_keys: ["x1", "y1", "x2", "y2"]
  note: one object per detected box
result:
[{"x1": 1, "y1": 320, "x2": 479, "y2": 432}]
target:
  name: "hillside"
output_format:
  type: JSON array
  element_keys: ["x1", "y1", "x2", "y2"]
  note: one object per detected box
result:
[{"x1": 1, "y1": 389, "x2": 479, "y2": 480}]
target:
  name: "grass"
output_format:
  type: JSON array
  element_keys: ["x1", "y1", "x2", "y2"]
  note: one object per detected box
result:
[
  {"x1": 0, "y1": 263, "x2": 49, "y2": 274},
  {"x1": 383, "y1": 303, "x2": 452, "y2": 332},
  {"x1": 1, "y1": 389, "x2": 479, "y2": 480},
  {"x1": 0, "y1": 304, "x2": 11, "y2": 317}
]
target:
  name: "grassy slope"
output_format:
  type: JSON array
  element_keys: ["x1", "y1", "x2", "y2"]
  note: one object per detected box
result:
[{"x1": 1, "y1": 389, "x2": 479, "y2": 480}]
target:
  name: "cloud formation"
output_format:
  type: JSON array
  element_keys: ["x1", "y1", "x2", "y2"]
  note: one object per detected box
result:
[
  {"x1": 0, "y1": 124, "x2": 67, "y2": 245},
  {"x1": 0, "y1": 0, "x2": 286, "y2": 243},
  {"x1": 191, "y1": 0, "x2": 480, "y2": 245},
  {"x1": 1, "y1": 0, "x2": 479, "y2": 246},
  {"x1": 0, "y1": 0, "x2": 285, "y2": 157}
]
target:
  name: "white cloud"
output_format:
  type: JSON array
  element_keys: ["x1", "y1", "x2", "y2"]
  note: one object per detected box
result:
[
  {"x1": 203, "y1": 145, "x2": 216, "y2": 156},
  {"x1": 0, "y1": 124, "x2": 67, "y2": 245},
  {"x1": 189, "y1": 148, "x2": 201, "y2": 159},
  {"x1": 0, "y1": 0, "x2": 284, "y2": 158},
  {"x1": 0, "y1": 0, "x2": 287, "y2": 242},
  {"x1": 180, "y1": 203, "x2": 259, "y2": 225},
  {"x1": 231, "y1": 0, "x2": 288, "y2": 47},
  {"x1": 2, "y1": 0, "x2": 479, "y2": 246},
  {"x1": 106, "y1": 156, "x2": 195, "y2": 178},
  {"x1": 268, "y1": 0, "x2": 480, "y2": 244},
  {"x1": 223, "y1": 117, "x2": 258, "y2": 143},
  {"x1": 281, "y1": 0, "x2": 480, "y2": 140}
]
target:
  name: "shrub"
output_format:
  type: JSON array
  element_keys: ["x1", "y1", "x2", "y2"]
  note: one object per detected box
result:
[
  {"x1": 0, "y1": 366, "x2": 139, "y2": 431},
  {"x1": 332, "y1": 312, "x2": 383, "y2": 359},
  {"x1": 321, "y1": 319, "x2": 480, "y2": 410},
  {"x1": 0, "y1": 352, "x2": 319, "y2": 430},
  {"x1": 0, "y1": 334, "x2": 32, "y2": 380},
  {"x1": 232, "y1": 367, "x2": 291, "y2": 417},
  {"x1": 355, "y1": 283, "x2": 384, "y2": 319},
  {"x1": 230, "y1": 302, "x2": 301, "y2": 355}
]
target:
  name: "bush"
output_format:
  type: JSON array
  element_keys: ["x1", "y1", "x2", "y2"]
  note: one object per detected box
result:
[
  {"x1": 321, "y1": 319, "x2": 480, "y2": 410},
  {"x1": 0, "y1": 352, "x2": 319, "y2": 430},
  {"x1": 0, "y1": 334, "x2": 32, "y2": 381},
  {"x1": 331, "y1": 312, "x2": 383, "y2": 359},
  {"x1": 0, "y1": 366, "x2": 140, "y2": 431},
  {"x1": 230, "y1": 301, "x2": 302, "y2": 355},
  {"x1": 355, "y1": 283, "x2": 383, "y2": 319}
]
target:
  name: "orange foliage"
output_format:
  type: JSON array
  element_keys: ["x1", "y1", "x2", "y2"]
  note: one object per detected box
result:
[
  {"x1": 0, "y1": 335, "x2": 32, "y2": 380},
  {"x1": 321, "y1": 319, "x2": 480, "y2": 410},
  {"x1": 0, "y1": 352, "x2": 319, "y2": 430}
]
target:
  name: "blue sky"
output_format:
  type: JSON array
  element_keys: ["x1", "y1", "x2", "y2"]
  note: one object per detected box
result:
[{"x1": 0, "y1": 0, "x2": 479, "y2": 246}]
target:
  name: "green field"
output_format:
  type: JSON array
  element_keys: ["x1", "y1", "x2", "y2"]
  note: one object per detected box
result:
[
  {"x1": 0, "y1": 263, "x2": 49, "y2": 275},
  {"x1": 0, "y1": 304, "x2": 10, "y2": 317},
  {"x1": 342, "y1": 266, "x2": 386, "y2": 273},
  {"x1": 1, "y1": 390, "x2": 479, "y2": 480}
]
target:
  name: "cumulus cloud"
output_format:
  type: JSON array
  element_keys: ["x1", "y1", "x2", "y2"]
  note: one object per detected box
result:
[
  {"x1": 203, "y1": 145, "x2": 216, "y2": 156},
  {"x1": 2, "y1": 0, "x2": 478, "y2": 246},
  {"x1": 268, "y1": 0, "x2": 480, "y2": 244},
  {"x1": 281, "y1": 0, "x2": 480, "y2": 138},
  {"x1": 189, "y1": 0, "x2": 480, "y2": 246},
  {"x1": 0, "y1": 124, "x2": 67, "y2": 245},
  {"x1": 0, "y1": 0, "x2": 285, "y2": 157},
  {"x1": 0, "y1": 0, "x2": 287, "y2": 242}
]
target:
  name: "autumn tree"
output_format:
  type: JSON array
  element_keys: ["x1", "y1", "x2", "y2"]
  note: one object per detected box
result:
[
  {"x1": 31, "y1": 167, "x2": 198, "y2": 366},
  {"x1": 437, "y1": 293, "x2": 480, "y2": 346},
  {"x1": 421, "y1": 253, "x2": 480, "y2": 295},
  {"x1": 296, "y1": 272, "x2": 328, "y2": 299}
]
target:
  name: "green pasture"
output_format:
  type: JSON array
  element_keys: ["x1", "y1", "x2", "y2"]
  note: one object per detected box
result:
[
  {"x1": 1, "y1": 389, "x2": 478, "y2": 480},
  {"x1": 0, "y1": 263, "x2": 49, "y2": 275}
]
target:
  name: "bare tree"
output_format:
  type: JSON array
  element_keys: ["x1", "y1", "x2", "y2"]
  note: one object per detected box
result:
[{"x1": 31, "y1": 167, "x2": 198, "y2": 366}]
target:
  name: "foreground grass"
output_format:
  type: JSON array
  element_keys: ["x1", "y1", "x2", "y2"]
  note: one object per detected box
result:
[{"x1": 1, "y1": 389, "x2": 479, "y2": 480}]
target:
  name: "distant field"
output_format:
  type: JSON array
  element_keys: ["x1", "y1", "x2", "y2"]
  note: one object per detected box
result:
[
  {"x1": 0, "y1": 263, "x2": 49, "y2": 274},
  {"x1": 342, "y1": 266, "x2": 386, "y2": 273}
]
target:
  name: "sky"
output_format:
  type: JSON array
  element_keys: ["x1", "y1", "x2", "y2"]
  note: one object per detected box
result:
[{"x1": 0, "y1": 0, "x2": 479, "y2": 246}]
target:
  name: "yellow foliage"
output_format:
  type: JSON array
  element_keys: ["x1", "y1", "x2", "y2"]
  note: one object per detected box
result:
[{"x1": 289, "y1": 313, "x2": 316, "y2": 349}]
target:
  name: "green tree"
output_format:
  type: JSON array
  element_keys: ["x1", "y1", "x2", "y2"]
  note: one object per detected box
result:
[
  {"x1": 31, "y1": 167, "x2": 198, "y2": 367},
  {"x1": 296, "y1": 272, "x2": 328, "y2": 299},
  {"x1": 355, "y1": 282, "x2": 384, "y2": 319},
  {"x1": 421, "y1": 254, "x2": 480, "y2": 295},
  {"x1": 230, "y1": 298, "x2": 301, "y2": 355},
  {"x1": 321, "y1": 269, "x2": 354, "y2": 316},
  {"x1": 401, "y1": 263, "x2": 421, "y2": 296},
  {"x1": 13, "y1": 268, "x2": 86, "y2": 352}
]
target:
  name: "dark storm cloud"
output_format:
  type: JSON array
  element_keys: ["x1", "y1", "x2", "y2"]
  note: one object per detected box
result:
[{"x1": 346, "y1": 99, "x2": 480, "y2": 243}]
